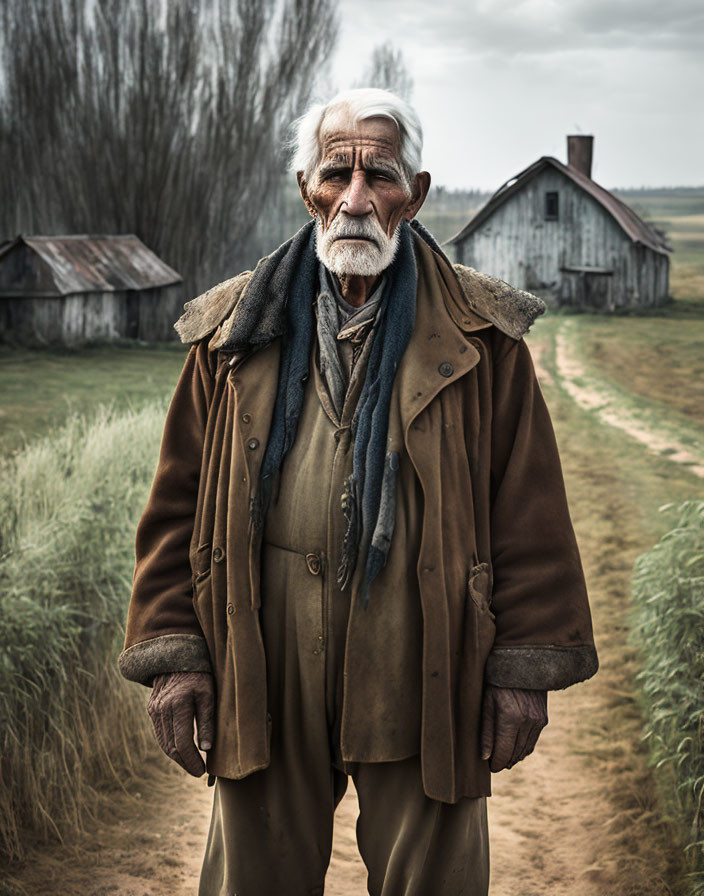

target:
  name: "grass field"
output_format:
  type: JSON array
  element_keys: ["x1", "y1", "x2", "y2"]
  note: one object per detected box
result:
[
  {"x1": 0, "y1": 341, "x2": 189, "y2": 455},
  {"x1": 573, "y1": 310, "x2": 704, "y2": 425}
]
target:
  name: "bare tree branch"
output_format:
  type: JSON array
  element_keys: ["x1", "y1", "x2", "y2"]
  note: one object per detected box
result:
[{"x1": 356, "y1": 41, "x2": 414, "y2": 102}]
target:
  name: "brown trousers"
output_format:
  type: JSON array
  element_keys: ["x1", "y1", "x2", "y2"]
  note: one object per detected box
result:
[{"x1": 198, "y1": 543, "x2": 490, "y2": 896}]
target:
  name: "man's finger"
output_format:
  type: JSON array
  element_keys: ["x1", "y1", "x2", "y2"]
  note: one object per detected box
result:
[
  {"x1": 507, "y1": 719, "x2": 532, "y2": 768},
  {"x1": 194, "y1": 686, "x2": 215, "y2": 752},
  {"x1": 164, "y1": 700, "x2": 183, "y2": 767},
  {"x1": 148, "y1": 690, "x2": 170, "y2": 758},
  {"x1": 171, "y1": 698, "x2": 206, "y2": 777},
  {"x1": 480, "y1": 690, "x2": 495, "y2": 761},
  {"x1": 519, "y1": 722, "x2": 545, "y2": 763},
  {"x1": 489, "y1": 715, "x2": 519, "y2": 772},
  {"x1": 517, "y1": 695, "x2": 548, "y2": 765}
]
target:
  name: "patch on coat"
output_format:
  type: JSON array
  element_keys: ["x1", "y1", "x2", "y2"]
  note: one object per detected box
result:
[{"x1": 452, "y1": 265, "x2": 546, "y2": 341}]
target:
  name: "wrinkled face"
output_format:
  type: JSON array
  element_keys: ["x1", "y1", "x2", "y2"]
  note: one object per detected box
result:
[{"x1": 298, "y1": 111, "x2": 429, "y2": 277}]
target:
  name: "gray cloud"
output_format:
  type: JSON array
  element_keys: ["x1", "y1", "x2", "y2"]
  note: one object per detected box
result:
[
  {"x1": 349, "y1": 0, "x2": 704, "y2": 59},
  {"x1": 331, "y1": 0, "x2": 704, "y2": 188}
]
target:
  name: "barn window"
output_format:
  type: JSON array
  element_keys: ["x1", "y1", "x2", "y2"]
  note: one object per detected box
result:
[{"x1": 545, "y1": 191, "x2": 559, "y2": 220}]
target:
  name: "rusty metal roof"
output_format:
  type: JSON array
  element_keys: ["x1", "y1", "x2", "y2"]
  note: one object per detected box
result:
[
  {"x1": 0, "y1": 234, "x2": 182, "y2": 296},
  {"x1": 446, "y1": 157, "x2": 671, "y2": 255}
]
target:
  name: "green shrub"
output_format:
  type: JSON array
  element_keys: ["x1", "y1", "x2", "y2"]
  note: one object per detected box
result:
[
  {"x1": 630, "y1": 500, "x2": 704, "y2": 895},
  {"x1": 0, "y1": 400, "x2": 168, "y2": 861}
]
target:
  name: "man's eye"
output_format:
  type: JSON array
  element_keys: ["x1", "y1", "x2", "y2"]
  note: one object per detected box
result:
[{"x1": 322, "y1": 170, "x2": 348, "y2": 181}]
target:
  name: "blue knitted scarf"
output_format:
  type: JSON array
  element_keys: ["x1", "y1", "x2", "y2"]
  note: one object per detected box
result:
[{"x1": 224, "y1": 218, "x2": 418, "y2": 607}]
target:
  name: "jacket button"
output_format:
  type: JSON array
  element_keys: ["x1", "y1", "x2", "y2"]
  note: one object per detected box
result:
[
  {"x1": 306, "y1": 553, "x2": 322, "y2": 575},
  {"x1": 242, "y1": 413, "x2": 251, "y2": 424},
  {"x1": 227, "y1": 603, "x2": 234, "y2": 615},
  {"x1": 439, "y1": 362, "x2": 453, "y2": 377},
  {"x1": 247, "y1": 438, "x2": 259, "y2": 450},
  {"x1": 212, "y1": 546, "x2": 224, "y2": 563}
]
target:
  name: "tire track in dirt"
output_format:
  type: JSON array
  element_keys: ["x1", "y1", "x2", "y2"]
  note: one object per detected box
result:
[{"x1": 554, "y1": 320, "x2": 704, "y2": 478}]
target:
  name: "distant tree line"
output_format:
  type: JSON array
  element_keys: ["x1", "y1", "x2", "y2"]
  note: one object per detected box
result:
[
  {"x1": 0, "y1": 0, "x2": 338, "y2": 297},
  {"x1": 425, "y1": 185, "x2": 493, "y2": 211}
]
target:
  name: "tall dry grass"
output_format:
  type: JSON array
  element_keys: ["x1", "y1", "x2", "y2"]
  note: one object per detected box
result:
[
  {"x1": 630, "y1": 500, "x2": 704, "y2": 895},
  {"x1": 0, "y1": 401, "x2": 168, "y2": 861}
]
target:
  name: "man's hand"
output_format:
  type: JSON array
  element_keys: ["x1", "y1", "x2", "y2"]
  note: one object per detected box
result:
[
  {"x1": 480, "y1": 685, "x2": 548, "y2": 772},
  {"x1": 147, "y1": 671, "x2": 215, "y2": 776}
]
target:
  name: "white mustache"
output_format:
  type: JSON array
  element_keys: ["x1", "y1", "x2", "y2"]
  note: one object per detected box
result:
[{"x1": 328, "y1": 216, "x2": 385, "y2": 244}]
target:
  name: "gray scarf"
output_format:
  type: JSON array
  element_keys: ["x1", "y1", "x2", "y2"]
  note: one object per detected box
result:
[{"x1": 316, "y1": 264, "x2": 386, "y2": 417}]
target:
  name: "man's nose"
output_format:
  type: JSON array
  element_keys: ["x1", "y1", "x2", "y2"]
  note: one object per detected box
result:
[{"x1": 341, "y1": 170, "x2": 374, "y2": 216}]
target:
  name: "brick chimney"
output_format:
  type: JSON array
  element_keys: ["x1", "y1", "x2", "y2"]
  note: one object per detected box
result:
[{"x1": 567, "y1": 135, "x2": 594, "y2": 179}]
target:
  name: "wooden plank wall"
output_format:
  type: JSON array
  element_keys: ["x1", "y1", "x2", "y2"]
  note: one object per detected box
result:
[
  {"x1": 454, "y1": 168, "x2": 669, "y2": 309},
  {"x1": 0, "y1": 285, "x2": 185, "y2": 346}
]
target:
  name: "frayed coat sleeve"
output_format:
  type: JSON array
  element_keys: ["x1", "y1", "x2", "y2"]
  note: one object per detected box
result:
[
  {"x1": 485, "y1": 335, "x2": 598, "y2": 690},
  {"x1": 117, "y1": 340, "x2": 215, "y2": 687}
]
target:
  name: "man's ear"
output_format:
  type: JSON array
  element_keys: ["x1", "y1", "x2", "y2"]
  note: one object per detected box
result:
[
  {"x1": 297, "y1": 171, "x2": 317, "y2": 219},
  {"x1": 403, "y1": 171, "x2": 431, "y2": 221}
]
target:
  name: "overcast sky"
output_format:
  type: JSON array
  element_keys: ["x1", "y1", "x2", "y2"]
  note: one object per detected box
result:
[{"x1": 327, "y1": 0, "x2": 704, "y2": 191}]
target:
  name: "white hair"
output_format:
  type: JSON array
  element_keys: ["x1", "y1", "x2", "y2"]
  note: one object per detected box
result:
[{"x1": 289, "y1": 87, "x2": 423, "y2": 186}]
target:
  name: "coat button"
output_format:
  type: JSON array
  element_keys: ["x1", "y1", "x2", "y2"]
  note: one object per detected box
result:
[
  {"x1": 247, "y1": 438, "x2": 259, "y2": 450},
  {"x1": 227, "y1": 602, "x2": 234, "y2": 615},
  {"x1": 306, "y1": 553, "x2": 322, "y2": 575},
  {"x1": 439, "y1": 362, "x2": 453, "y2": 377},
  {"x1": 242, "y1": 413, "x2": 252, "y2": 424},
  {"x1": 212, "y1": 546, "x2": 224, "y2": 563}
]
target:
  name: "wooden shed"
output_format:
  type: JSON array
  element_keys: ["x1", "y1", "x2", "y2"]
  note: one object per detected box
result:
[
  {"x1": 447, "y1": 136, "x2": 671, "y2": 311},
  {"x1": 0, "y1": 234, "x2": 184, "y2": 345}
]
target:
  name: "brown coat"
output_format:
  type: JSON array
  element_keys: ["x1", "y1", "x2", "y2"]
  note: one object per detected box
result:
[{"x1": 119, "y1": 232, "x2": 598, "y2": 802}]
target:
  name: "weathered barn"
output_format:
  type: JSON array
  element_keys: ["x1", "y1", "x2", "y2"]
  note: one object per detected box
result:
[
  {"x1": 0, "y1": 234, "x2": 184, "y2": 345},
  {"x1": 447, "y1": 136, "x2": 671, "y2": 311}
]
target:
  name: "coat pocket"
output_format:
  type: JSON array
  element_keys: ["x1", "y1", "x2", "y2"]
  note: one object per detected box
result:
[
  {"x1": 192, "y1": 571, "x2": 215, "y2": 656},
  {"x1": 191, "y1": 541, "x2": 212, "y2": 581},
  {"x1": 456, "y1": 563, "x2": 497, "y2": 791},
  {"x1": 191, "y1": 542, "x2": 227, "y2": 674},
  {"x1": 462, "y1": 562, "x2": 496, "y2": 664},
  {"x1": 467, "y1": 561, "x2": 495, "y2": 620}
]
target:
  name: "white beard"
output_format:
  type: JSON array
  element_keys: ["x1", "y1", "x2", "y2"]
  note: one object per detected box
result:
[{"x1": 315, "y1": 214, "x2": 400, "y2": 277}]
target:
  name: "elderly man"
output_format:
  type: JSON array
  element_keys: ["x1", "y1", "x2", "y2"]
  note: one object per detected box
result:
[{"x1": 119, "y1": 88, "x2": 598, "y2": 895}]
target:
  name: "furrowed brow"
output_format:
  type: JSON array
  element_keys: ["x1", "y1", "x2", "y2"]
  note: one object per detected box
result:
[
  {"x1": 318, "y1": 153, "x2": 353, "y2": 174},
  {"x1": 365, "y1": 156, "x2": 404, "y2": 179}
]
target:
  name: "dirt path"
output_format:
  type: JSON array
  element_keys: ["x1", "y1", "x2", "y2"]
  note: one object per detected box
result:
[
  {"x1": 4, "y1": 334, "x2": 686, "y2": 896},
  {"x1": 554, "y1": 320, "x2": 704, "y2": 478}
]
